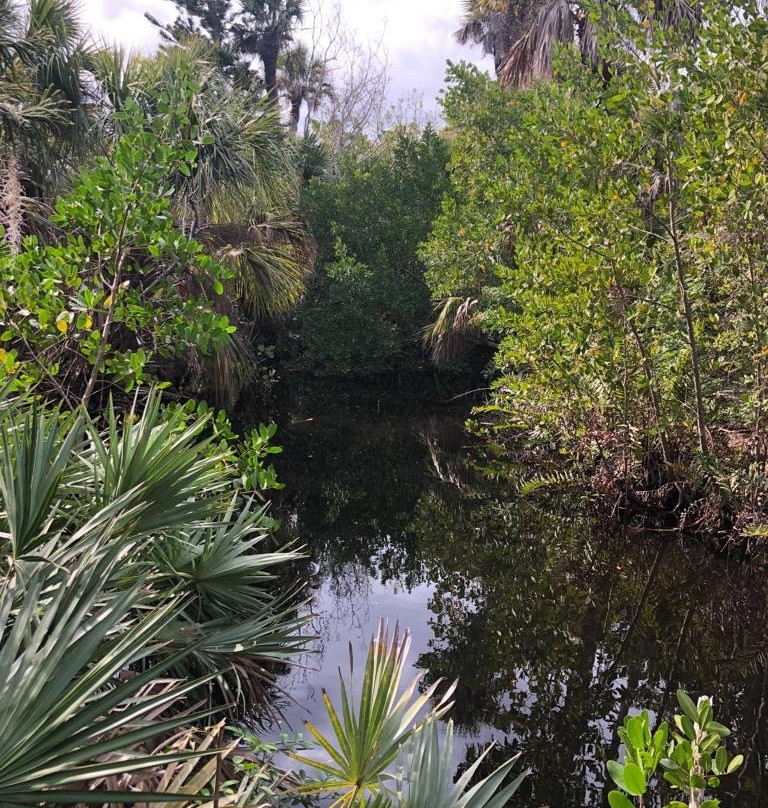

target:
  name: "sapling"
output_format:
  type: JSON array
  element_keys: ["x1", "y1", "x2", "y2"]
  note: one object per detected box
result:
[{"x1": 607, "y1": 690, "x2": 743, "y2": 808}]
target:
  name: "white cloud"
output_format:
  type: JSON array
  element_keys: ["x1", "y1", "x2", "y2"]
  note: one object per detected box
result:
[
  {"x1": 78, "y1": 0, "x2": 493, "y2": 111},
  {"x1": 81, "y1": 0, "x2": 175, "y2": 51}
]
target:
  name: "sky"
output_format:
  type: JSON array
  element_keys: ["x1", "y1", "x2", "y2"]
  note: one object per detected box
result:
[{"x1": 80, "y1": 0, "x2": 493, "y2": 117}]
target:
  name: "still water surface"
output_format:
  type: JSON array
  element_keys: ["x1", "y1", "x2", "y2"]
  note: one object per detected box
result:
[{"x1": 268, "y1": 383, "x2": 768, "y2": 807}]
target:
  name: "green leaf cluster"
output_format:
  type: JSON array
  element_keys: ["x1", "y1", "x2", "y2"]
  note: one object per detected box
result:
[
  {"x1": 607, "y1": 690, "x2": 743, "y2": 808},
  {"x1": 0, "y1": 87, "x2": 235, "y2": 401}
]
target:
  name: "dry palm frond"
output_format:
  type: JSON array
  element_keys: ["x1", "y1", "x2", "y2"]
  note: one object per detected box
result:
[
  {"x1": 658, "y1": 0, "x2": 701, "y2": 31},
  {"x1": 0, "y1": 150, "x2": 23, "y2": 251},
  {"x1": 75, "y1": 722, "x2": 270, "y2": 808},
  {"x1": 497, "y1": 0, "x2": 576, "y2": 88},
  {"x1": 422, "y1": 296, "x2": 479, "y2": 362},
  {"x1": 455, "y1": 0, "x2": 525, "y2": 70}
]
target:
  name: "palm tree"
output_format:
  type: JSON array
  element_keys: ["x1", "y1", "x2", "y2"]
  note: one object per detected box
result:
[
  {"x1": 455, "y1": 0, "x2": 521, "y2": 73},
  {"x1": 233, "y1": 0, "x2": 305, "y2": 101},
  {"x1": 87, "y1": 40, "x2": 315, "y2": 406},
  {"x1": 137, "y1": 41, "x2": 315, "y2": 313},
  {"x1": 278, "y1": 42, "x2": 333, "y2": 134},
  {"x1": 0, "y1": 0, "x2": 92, "y2": 250},
  {"x1": 458, "y1": 0, "x2": 699, "y2": 88}
]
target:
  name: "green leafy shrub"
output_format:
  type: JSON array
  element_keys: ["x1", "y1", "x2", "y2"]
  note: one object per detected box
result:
[
  {"x1": 607, "y1": 691, "x2": 743, "y2": 808},
  {"x1": 423, "y1": 3, "x2": 768, "y2": 539},
  {"x1": 0, "y1": 87, "x2": 236, "y2": 407}
]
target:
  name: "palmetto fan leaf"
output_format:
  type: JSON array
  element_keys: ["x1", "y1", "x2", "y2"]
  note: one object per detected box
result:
[
  {"x1": 0, "y1": 540, "x2": 219, "y2": 805},
  {"x1": 198, "y1": 216, "x2": 315, "y2": 319},
  {"x1": 88, "y1": 43, "x2": 139, "y2": 115},
  {"x1": 0, "y1": 401, "x2": 80, "y2": 557},
  {"x1": 150, "y1": 497, "x2": 298, "y2": 617},
  {"x1": 294, "y1": 621, "x2": 456, "y2": 807},
  {"x1": 0, "y1": 385, "x2": 306, "y2": 800},
  {"x1": 394, "y1": 718, "x2": 528, "y2": 808},
  {"x1": 147, "y1": 496, "x2": 307, "y2": 709},
  {"x1": 0, "y1": 389, "x2": 234, "y2": 572},
  {"x1": 77, "y1": 392, "x2": 229, "y2": 536}
]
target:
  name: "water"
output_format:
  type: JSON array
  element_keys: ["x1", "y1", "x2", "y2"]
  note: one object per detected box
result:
[{"x1": 267, "y1": 381, "x2": 768, "y2": 807}]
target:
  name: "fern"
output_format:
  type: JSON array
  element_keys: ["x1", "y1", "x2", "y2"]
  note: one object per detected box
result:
[{"x1": 517, "y1": 468, "x2": 579, "y2": 496}]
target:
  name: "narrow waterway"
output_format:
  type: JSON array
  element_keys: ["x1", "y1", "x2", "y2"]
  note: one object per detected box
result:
[{"x1": 267, "y1": 382, "x2": 768, "y2": 807}]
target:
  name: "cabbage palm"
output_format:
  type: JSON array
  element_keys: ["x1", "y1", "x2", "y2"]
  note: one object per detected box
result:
[
  {"x1": 278, "y1": 42, "x2": 333, "y2": 134},
  {"x1": 457, "y1": 0, "x2": 595, "y2": 86},
  {"x1": 88, "y1": 41, "x2": 315, "y2": 404},
  {"x1": 0, "y1": 0, "x2": 93, "y2": 249},
  {"x1": 233, "y1": 0, "x2": 305, "y2": 100},
  {"x1": 455, "y1": 0, "x2": 522, "y2": 73},
  {"x1": 458, "y1": 0, "x2": 700, "y2": 88}
]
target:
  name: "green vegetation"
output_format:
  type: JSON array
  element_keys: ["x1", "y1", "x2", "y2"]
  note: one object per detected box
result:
[
  {"x1": 293, "y1": 127, "x2": 450, "y2": 378},
  {"x1": 294, "y1": 622, "x2": 528, "y2": 808},
  {"x1": 607, "y1": 692, "x2": 743, "y2": 808},
  {"x1": 0, "y1": 387, "x2": 302, "y2": 804},
  {"x1": 2, "y1": 0, "x2": 768, "y2": 801},
  {"x1": 426, "y1": 0, "x2": 768, "y2": 542}
]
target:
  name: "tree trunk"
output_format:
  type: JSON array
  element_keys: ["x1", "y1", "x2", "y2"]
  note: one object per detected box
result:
[
  {"x1": 262, "y1": 49, "x2": 279, "y2": 101},
  {"x1": 289, "y1": 95, "x2": 301, "y2": 133},
  {"x1": 665, "y1": 147, "x2": 708, "y2": 454},
  {"x1": 0, "y1": 150, "x2": 23, "y2": 254}
]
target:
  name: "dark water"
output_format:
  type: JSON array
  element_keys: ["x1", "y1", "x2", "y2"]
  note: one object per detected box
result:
[{"x1": 269, "y1": 382, "x2": 768, "y2": 807}]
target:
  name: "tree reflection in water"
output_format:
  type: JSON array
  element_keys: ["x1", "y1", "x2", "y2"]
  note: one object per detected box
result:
[{"x1": 271, "y1": 383, "x2": 768, "y2": 808}]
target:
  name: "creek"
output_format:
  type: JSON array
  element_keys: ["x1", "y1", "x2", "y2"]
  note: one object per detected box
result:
[{"x1": 266, "y1": 382, "x2": 768, "y2": 807}]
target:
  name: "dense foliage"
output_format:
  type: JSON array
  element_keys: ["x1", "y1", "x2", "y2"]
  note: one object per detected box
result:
[
  {"x1": 0, "y1": 388, "x2": 302, "y2": 804},
  {"x1": 293, "y1": 127, "x2": 450, "y2": 377},
  {"x1": 424, "y1": 2, "x2": 768, "y2": 541},
  {"x1": 0, "y1": 96, "x2": 234, "y2": 405}
]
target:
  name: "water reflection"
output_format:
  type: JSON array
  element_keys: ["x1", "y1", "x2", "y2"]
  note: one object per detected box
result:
[{"x1": 270, "y1": 383, "x2": 768, "y2": 808}]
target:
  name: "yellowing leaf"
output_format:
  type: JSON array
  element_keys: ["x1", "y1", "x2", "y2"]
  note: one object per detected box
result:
[
  {"x1": 84, "y1": 315, "x2": 93, "y2": 330},
  {"x1": 104, "y1": 295, "x2": 112, "y2": 308},
  {"x1": 56, "y1": 319, "x2": 68, "y2": 334}
]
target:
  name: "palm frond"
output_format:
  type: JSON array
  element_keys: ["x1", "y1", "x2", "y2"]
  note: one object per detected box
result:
[
  {"x1": 88, "y1": 43, "x2": 140, "y2": 115},
  {"x1": 294, "y1": 620, "x2": 456, "y2": 807},
  {"x1": 0, "y1": 542, "x2": 219, "y2": 804},
  {"x1": 197, "y1": 216, "x2": 315, "y2": 319},
  {"x1": 78, "y1": 391, "x2": 228, "y2": 536},
  {"x1": 422, "y1": 296, "x2": 479, "y2": 362},
  {"x1": 497, "y1": 0, "x2": 576, "y2": 88},
  {"x1": 395, "y1": 717, "x2": 529, "y2": 808},
  {"x1": 0, "y1": 400, "x2": 79, "y2": 557}
]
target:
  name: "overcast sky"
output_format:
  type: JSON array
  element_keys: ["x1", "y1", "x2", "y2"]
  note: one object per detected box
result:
[{"x1": 80, "y1": 1, "x2": 493, "y2": 117}]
